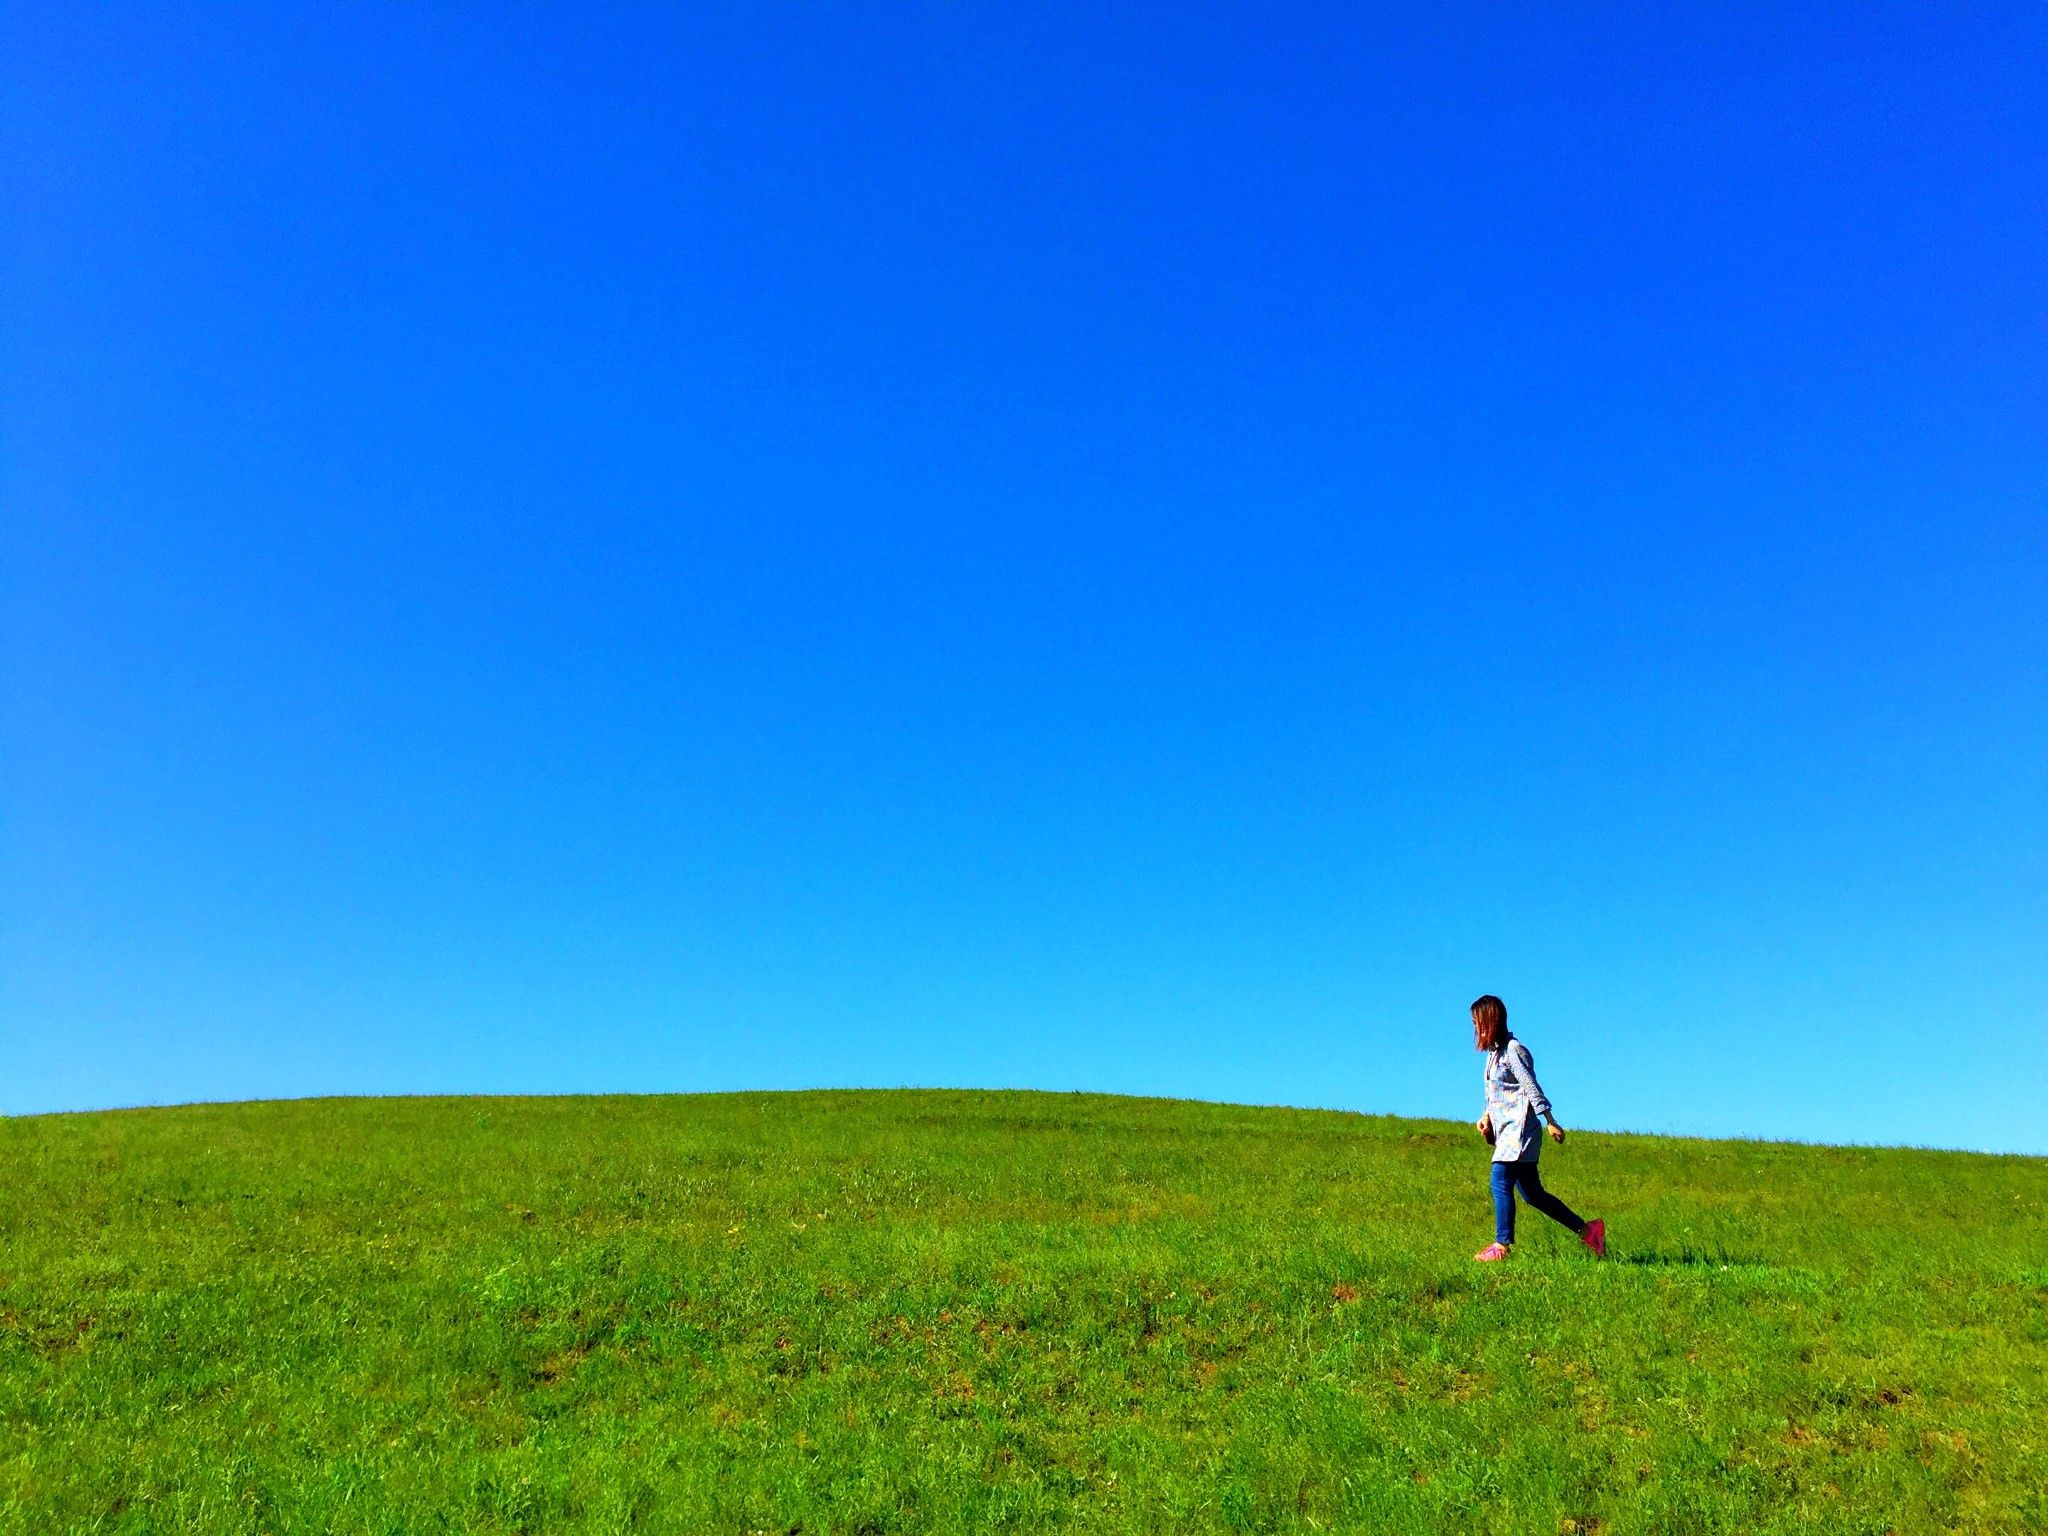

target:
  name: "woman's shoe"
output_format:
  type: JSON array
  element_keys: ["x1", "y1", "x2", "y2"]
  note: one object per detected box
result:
[
  {"x1": 1581, "y1": 1219, "x2": 1606, "y2": 1258},
  {"x1": 1473, "y1": 1242, "x2": 1512, "y2": 1262}
]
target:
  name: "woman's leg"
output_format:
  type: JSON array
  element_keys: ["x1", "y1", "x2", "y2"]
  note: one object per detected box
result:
[
  {"x1": 1490, "y1": 1161, "x2": 1516, "y2": 1245},
  {"x1": 1509, "y1": 1161, "x2": 1586, "y2": 1234}
]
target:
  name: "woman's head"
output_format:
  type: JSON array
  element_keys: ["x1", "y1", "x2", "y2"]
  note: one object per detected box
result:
[{"x1": 1470, "y1": 994, "x2": 1508, "y2": 1051}]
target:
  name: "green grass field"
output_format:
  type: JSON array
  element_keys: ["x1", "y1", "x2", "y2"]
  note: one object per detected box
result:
[{"x1": 3, "y1": 1090, "x2": 2043, "y2": 1534}]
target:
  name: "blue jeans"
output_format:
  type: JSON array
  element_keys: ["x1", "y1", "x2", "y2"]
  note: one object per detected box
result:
[{"x1": 1492, "y1": 1160, "x2": 1585, "y2": 1246}]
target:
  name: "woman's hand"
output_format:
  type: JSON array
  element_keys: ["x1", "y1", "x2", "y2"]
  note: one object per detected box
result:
[{"x1": 1545, "y1": 1121, "x2": 1566, "y2": 1144}]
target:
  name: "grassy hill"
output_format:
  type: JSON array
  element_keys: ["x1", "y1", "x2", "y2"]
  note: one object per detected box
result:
[{"x1": 2, "y1": 1090, "x2": 2043, "y2": 1534}]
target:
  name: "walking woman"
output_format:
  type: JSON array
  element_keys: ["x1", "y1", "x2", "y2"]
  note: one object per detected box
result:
[{"x1": 1471, "y1": 995, "x2": 1605, "y2": 1262}]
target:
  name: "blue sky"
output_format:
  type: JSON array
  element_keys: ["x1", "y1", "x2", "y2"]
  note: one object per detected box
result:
[{"x1": 4, "y1": 4, "x2": 2043, "y2": 1150}]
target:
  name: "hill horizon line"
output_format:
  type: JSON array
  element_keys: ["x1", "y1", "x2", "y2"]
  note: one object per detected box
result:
[{"x1": 13, "y1": 1084, "x2": 2037, "y2": 1161}]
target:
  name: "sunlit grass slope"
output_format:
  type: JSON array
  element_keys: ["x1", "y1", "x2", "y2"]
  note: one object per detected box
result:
[{"x1": 3, "y1": 1090, "x2": 2044, "y2": 1534}]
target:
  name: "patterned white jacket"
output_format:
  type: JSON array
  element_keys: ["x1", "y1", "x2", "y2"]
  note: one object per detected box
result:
[{"x1": 1483, "y1": 1034, "x2": 1554, "y2": 1163}]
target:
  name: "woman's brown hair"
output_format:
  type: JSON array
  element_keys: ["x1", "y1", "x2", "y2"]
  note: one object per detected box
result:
[{"x1": 1471, "y1": 994, "x2": 1508, "y2": 1051}]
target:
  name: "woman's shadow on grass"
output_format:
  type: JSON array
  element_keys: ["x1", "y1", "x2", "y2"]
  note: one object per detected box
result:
[{"x1": 1608, "y1": 1246, "x2": 1775, "y2": 1270}]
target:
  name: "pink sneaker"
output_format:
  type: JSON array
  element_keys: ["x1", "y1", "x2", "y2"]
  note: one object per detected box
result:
[
  {"x1": 1581, "y1": 1219, "x2": 1606, "y2": 1258},
  {"x1": 1473, "y1": 1242, "x2": 1511, "y2": 1262}
]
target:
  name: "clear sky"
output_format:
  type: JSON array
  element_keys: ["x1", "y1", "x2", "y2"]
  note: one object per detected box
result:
[{"x1": 4, "y1": 4, "x2": 2043, "y2": 1150}]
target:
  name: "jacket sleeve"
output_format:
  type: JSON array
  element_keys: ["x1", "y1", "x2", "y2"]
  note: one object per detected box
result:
[{"x1": 1510, "y1": 1041, "x2": 1553, "y2": 1119}]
